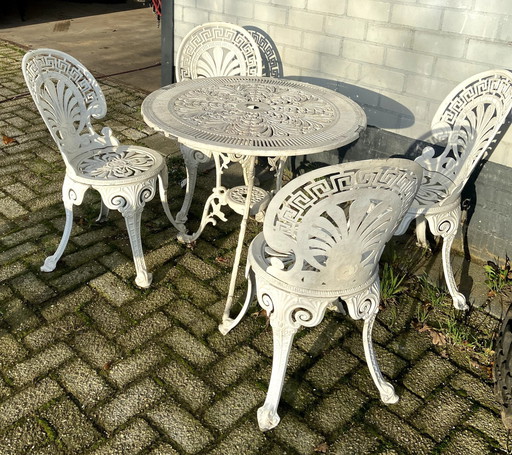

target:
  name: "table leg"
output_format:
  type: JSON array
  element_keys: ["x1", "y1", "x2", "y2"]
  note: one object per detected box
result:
[
  {"x1": 219, "y1": 156, "x2": 256, "y2": 334},
  {"x1": 177, "y1": 153, "x2": 228, "y2": 243}
]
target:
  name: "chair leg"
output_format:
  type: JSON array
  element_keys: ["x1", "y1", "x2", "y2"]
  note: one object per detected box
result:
[
  {"x1": 440, "y1": 229, "x2": 468, "y2": 310},
  {"x1": 122, "y1": 206, "x2": 152, "y2": 288},
  {"x1": 96, "y1": 200, "x2": 110, "y2": 223},
  {"x1": 415, "y1": 215, "x2": 429, "y2": 249},
  {"x1": 41, "y1": 206, "x2": 74, "y2": 272},
  {"x1": 427, "y1": 208, "x2": 468, "y2": 310},
  {"x1": 176, "y1": 145, "x2": 209, "y2": 225},
  {"x1": 362, "y1": 310, "x2": 399, "y2": 404},
  {"x1": 257, "y1": 302, "x2": 299, "y2": 431},
  {"x1": 100, "y1": 182, "x2": 156, "y2": 288},
  {"x1": 41, "y1": 178, "x2": 87, "y2": 272}
]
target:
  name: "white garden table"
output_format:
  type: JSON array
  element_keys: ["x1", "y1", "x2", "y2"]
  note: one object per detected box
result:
[{"x1": 141, "y1": 76, "x2": 367, "y2": 332}]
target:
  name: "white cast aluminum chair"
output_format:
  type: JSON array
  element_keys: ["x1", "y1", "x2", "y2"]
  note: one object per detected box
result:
[
  {"x1": 22, "y1": 48, "x2": 182, "y2": 288},
  {"x1": 395, "y1": 69, "x2": 512, "y2": 310},
  {"x1": 174, "y1": 22, "x2": 269, "y2": 226},
  {"x1": 238, "y1": 159, "x2": 423, "y2": 431}
]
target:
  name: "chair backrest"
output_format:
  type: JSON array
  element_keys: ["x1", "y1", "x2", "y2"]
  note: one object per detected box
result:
[
  {"x1": 244, "y1": 26, "x2": 283, "y2": 78},
  {"x1": 261, "y1": 159, "x2": 423, "y2": 293},
  {"x1": 418, "y1": 69, "x2": 512, "y2": 197},
  {"x1": 22, "y1": 49, "x2": 112, "y2": 166},
  {"x1": 175, "y1": 22, "x2": 263, "y2": 82}
]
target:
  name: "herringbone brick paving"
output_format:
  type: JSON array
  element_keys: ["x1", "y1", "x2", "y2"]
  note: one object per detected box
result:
[{"x1": 0, "y1": 40, "x2": 508, "y2": 454}]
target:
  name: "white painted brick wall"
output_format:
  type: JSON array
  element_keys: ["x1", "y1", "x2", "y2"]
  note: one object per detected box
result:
[
  {"x1": 413, "y1": 31, "x2": 465, "y2": 58},
  {"x1": 303, "y1": 33, "x2": 341, "y2": 55},
  {"x1": 174, "y1": 0, "x2": 512, "y2": 167},
  {"x1": 343, "y1": 40, "x2": 385, "y2": 65},
  {"x1": 442, "y1": 11, "x2": 501, "y2": 39},
  {"x1": 223, "y1": 1, "x2": 254, "y2": 19},
  {"x1": 196, "y1": 0, "x2": 223, "y2": 12},
  {"x1": 390, "y1": 4, "x2": 442, "y2": 30},
  {"x1": 319, "y1": 55, "x2": 361, "y2": 80},
  {"x1": 308, "y1": 0, "x2": 347, "y2": 15},
  {"x1": 474, "y1": 0, "x2": 512, "y2": 15},
  {"x1": 347, "y1": 0, "x2": 392, "y2": 22},
  {"x1": 367, "y1": 24, "x2": 413, "y2": 48},
  {"x1": 253, "y1": 4, "x2": 287, "y2": 25},
  {"x1": 324, "y1": 16, "x2": 366, "y2": 40},
  {"x1": 386, "y1": 49, "x2": 435, "y2": 75},
  {"x1": 467, "y1": 40, "x2": 512, "y2": 67},
  {"x1": 288, "y1": 10, "x2": 325, "y2": 31}
]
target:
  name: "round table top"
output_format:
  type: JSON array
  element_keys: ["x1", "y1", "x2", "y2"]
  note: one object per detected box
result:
[{"x1": 141, "y1": 76, "x2": 367, "y2": 157}]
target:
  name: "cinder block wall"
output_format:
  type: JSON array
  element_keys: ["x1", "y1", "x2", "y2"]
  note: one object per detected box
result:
[{"x1": 173, "y1": 0, "x2": 512, "y2": 261}]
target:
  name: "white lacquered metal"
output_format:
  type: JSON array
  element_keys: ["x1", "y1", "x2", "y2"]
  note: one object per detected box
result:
[
  {"x1": 143, "y1": 76, "x2": 366, "y2": 157},
  {"x1": 142, "y1": 75, "x2": 367, "y2": 321},
  {"x1": 240, "y1": 159, "x2": 423, "y2": 431},
  {"x1": 395, "y1": 69, "x2": 512, "y2": 310},
  {"x1": 176, "y1": 22, "x2": 262, "y2": 82},
  {"x1": 22, "y1": 48, "x2": 183, "y2": 288},
  {"x1": 174, "y1": 22, "x2": 264, "y2": 225}
]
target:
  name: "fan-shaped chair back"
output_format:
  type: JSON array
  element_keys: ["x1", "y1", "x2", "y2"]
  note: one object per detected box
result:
[
  {"x1": 22, "y1": 49, "x2": 111, "y2": 165},
  {"x1": 262, "y1": 159, "x2": 423, "y2": 293},
  {"x1": 175, "y1": 22, "x2": 263, "y2": 81},
  {"x1": 418, "y1": 69, "x2": 512, "y2": 204}
]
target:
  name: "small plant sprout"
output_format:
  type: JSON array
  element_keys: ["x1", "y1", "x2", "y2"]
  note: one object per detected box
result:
[
  {"x1": 418, "y1": 273, "x2": 449, "y2": 308},
  {"x1": 484, "y1": 255, "x2": 511, "y2": 295},
  {"x1": 380, "y1": 262, "x2": 407, "y2": 304}
]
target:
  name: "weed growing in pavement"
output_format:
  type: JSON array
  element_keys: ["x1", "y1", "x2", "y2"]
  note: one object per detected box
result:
[
  {"x1": 418, "y1": 273, "x2": 449, "y2": 308},
  {"x1": 380, "y1": 262, "x2": 407, "y2": 304},
  {"x1": 484, "y1": 255, "x2": 511, "y2": 295}
]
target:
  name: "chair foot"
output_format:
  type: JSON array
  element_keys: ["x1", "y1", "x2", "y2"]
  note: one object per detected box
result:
[
  {"x1": 257, "y1": 404, "x2": 280, "y2": 431},
  {"x1": 41, "y1": 256, "x2": 58, "y2": 272},
  {"x1": 135, "y1": 271, "x2": 153, "y2": 288},
  {"x1": 452, "y1": 292, "x2": 468, "y2": 311},
  {"x1": 380, "y1": 383, "x2": 399, "y2": 404},
  {"x1": 218, "y1": 319, "x2": 234, "y2": 336}
]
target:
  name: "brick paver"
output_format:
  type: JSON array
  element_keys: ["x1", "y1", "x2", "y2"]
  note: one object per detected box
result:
[{"x1": 0, "y1": 40, "x2": 508, "y2": 454}]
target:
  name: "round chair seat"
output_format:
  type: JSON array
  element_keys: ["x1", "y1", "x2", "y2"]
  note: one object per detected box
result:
[
  {"x1": 73, "y1": 145, "x2": 164, "y2": 185},
  {"x1": 226, "y1": 185, "x2": 271, "y2": 217}
]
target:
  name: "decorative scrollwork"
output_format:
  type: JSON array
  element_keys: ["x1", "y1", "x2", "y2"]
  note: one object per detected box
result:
[
  {"x1": 172, "y1": 81, "x2": 336, "y2": 144},
  {"x1": 22, "y1": 49, "x2": 110, "y2": 160},
  {"x1": 245, "y1": 27, "x2": 282, "y2": 78},
  {"x1": 176, "y1": 22, "x2": 262, "y2": 81},
  {"x1": 418, "y1": 70, "x2": 512, "y2": 191},
  {"x1": 259, "y1": 161, "x2": 422, "y2": 295}
]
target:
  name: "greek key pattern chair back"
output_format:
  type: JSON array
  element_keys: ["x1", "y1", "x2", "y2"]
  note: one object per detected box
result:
[
  {"x1": 176, "y1": 22, "x2": 263, "y2": 81},
  {"x1": 262, "y1": 160, "x2": 422, "y2": 294},
  {"x1": 245, "y1": 26, "x2": 283, "y2": 78},
  {"x1": 22, "y1": 49, "x2": 113, "y2": 164},
  {"x1": 417, "y1": 69, "x2": 512, "y2": 205}
]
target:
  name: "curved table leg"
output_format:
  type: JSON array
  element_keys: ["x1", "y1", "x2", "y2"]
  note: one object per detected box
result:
[
  {"x1": 219, "y1": 156, "x2": 256, "y2": 327},
  {"x1": 219, "y1": 267, "x2": 256, "y2": 335},
  {"x1": 177, "y1": 153, "x2": 229, "y2": 243},
  {"x1": 176, "y1": 145, "x2": 210, "y2": 226}
]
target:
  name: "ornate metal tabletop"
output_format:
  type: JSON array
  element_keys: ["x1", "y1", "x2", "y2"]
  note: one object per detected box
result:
[{"x1": 141, "y1": 76, "x2": 367, "y2": 157}]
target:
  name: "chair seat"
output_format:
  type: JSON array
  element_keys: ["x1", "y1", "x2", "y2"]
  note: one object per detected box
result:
[{"x1": 72, "y1": 145, "x2": 165, "y2": 185}]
